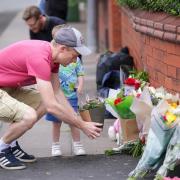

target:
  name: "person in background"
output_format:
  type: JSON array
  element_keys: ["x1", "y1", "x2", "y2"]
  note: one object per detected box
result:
[
  {"x1": 37, "y1": 0, "x2": 46, "y2": 14},
  {"x1": 45, "y1": 0, "x2": 68, "y2": 21},
  {"x1": 46, "y1": 25, "x2": 86, "y2": 156},
  {"x1": 23, "y1": 5, "x2": 65, "y2": 42},
  {"x1": 0, "y1": 26, "x2": 102, "y2": 170}
]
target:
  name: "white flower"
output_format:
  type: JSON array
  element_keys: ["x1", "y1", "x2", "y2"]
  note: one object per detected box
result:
[
  {"x1": 164, "y1": 93, "x2": 173, "y2": 100},
  {"x1": 172, "y1": 106, "x2": 180, "y2": 115},
  {"x1": 155, "y1": 92, "x2": 165, "y2": 99},
  {"x1": 148, "y1": 86, "x2": 156, "y2": 94},
  {"x1": 171, "y1": 93, "x2": 179, "y2": 102},
  {"x1": 132, "y1": 90, "x2": 137, "y2": 97}
]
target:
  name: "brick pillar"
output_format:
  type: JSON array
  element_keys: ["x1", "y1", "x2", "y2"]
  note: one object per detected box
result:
[
  {"x1": 97, "y1": 0, "x2": 108, "y2": 52},
  {"x1": 108, "y1": 0, "x2": 122, "y2": 52}
]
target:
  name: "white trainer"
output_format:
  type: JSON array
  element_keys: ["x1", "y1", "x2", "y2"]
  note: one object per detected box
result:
[
  {"x1": 51, "y1": 142, "x2": 62, "y2": 157},
  {"x1": 73, "y1": 142, "x2": 86, "y2": 156}
]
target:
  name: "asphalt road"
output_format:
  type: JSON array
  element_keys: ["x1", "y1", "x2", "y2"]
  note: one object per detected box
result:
[
  {"x1": 0, "y1": 0, "x2": 37, "y2": 12},
  {"x1": 0, "y1": 11, "x2": 18, "y2": 36},
  {"x1": 0, "y1": 0, "x2": 36, "y2": 36},
  {"x1": 0, "y1": 155, "x2": 153, "y2": 180}
]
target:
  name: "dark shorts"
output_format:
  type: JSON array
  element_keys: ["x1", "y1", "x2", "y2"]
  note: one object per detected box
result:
[{"x1": 45, "y1": 98, "x2": 78, "y2": 123}]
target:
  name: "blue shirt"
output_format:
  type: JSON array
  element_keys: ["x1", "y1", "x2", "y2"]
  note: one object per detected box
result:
[{"x1": 59, "y1": 58, "x2": 84, "y2": 99}]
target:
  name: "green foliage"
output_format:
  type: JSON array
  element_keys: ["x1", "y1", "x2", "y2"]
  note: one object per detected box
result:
[
  {"x1": 116, "y1": 0, "x2": 180, "y2": 16},
  {"x1": 129, "y1": 69, "x2": 149, "y2": 82},
  {"x1": 129, "y1": 139, "x2": 144, "y2": 157},
  {"x1": 154, "y1": 174, "x2": 164, "y2": 180},
  {"x1": 79, "y1": 99, "x2": 104, "y2": 111},
  {"x1": 105, "y1": 140, "x2": 144, "y2": 157}
]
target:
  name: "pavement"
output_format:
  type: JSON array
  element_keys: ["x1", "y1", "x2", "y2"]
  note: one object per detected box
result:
[{"x1": 0, "y1": 4, "x2": 179, "y2": 180}]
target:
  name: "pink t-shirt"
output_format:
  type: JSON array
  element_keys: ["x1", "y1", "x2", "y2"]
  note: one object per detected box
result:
[{"x1": 0, "y1": 40, "x2": 59, "y2": 87}]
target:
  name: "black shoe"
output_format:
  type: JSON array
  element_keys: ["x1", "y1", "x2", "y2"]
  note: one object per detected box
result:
[
  {"x1": 11, "y1": 142, "x2": 36, "y2": 163},
  {"x1": 0, "y1": 147, "x2": 26, "y2": 170}
]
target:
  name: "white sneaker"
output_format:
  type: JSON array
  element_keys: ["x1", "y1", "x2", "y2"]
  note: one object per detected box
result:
[
  {"x1": 51, "y1": 142, "x2": 62, "y2": 157},
  {"x1": 73, "y1": 142, "x2": 86, "y2": 156}
]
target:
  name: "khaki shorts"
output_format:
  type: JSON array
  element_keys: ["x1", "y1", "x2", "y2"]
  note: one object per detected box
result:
[{"x1": 0, "y1": 87, "x2": 41, "y2": 123}]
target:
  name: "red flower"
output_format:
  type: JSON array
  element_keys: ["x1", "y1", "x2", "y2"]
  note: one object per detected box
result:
[
  {"x1": 124, "y1": 78, "x2": 141, "y2": 90},
  {"x1": 124, "y1": 78, "x2": 136, "y2": 85},
  {"x1": 114, "y1": 98, "x2": 122, "y2": 105},
  {"x1": 135, "y1": 81, "x2": 141, "y2": 90}
]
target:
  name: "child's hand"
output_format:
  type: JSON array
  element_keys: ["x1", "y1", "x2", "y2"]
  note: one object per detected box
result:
[{"x1": 77, "y1": 86, "x2": 83, "y2": 95}]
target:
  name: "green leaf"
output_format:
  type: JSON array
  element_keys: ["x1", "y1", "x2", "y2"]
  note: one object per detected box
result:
[{"x1": 116, "y1": 0, "x2": 180, "y2": 16}]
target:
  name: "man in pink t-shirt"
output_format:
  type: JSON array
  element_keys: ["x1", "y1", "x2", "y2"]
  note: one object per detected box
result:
[{"x1": 0, "y1": 27, "x2": 102, "y2": 170}]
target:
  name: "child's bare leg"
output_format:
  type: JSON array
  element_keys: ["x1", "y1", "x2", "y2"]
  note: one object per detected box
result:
[
  {"x1": 51, "y1": 122, "x2": 62, "y2": 156},
  {"x1": 70, "y1": 125, "x2": 86, "y2": 156}
]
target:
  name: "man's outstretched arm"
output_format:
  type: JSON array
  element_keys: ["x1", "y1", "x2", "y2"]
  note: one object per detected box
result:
[{"x1": 36, "y1": 77, "x2": 102, "y2": 139}]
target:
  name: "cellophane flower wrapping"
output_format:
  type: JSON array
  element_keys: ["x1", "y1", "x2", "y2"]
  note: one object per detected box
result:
[
  {"x1": 156, "y1": 124, "x2": 180, "y2": 178},
  {"x1": 130, "y1": 87, "x2": 153, "y2": 139},
  {"x1": 128, "y1": 100, "x2": 179, "y2": 179},
  {"x1": 105, "y1": 95, "x2": 135, "y2": 119}
]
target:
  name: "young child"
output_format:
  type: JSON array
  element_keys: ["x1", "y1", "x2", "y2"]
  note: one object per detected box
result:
[{"x1": 46, "y1": 25, "x2": 86, "y2": 156}]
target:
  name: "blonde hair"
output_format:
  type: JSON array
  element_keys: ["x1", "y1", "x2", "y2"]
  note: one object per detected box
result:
[
  {"x1": 51, "y1": 24, "x2": 71, "y2": 38},
  {"x1": 51, "y1": 24, "x2": 72, "y2": 47}
]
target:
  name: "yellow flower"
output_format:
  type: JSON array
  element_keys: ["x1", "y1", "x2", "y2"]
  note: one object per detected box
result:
[
  {"x1": 165, "y1": 111, "x2": 176, "y2": 125},
  {"x1": 170, "y1": 102, "x2": 178, "y2": 109}
]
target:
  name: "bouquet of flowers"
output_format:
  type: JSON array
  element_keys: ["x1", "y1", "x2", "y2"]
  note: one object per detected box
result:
[
  {"x1": 105, "y1": 139, "x2": 144, "y2": 157},
  {"x1": 124, "y1": 77, "x2": 141, "y2": 96},
  {"x1": 130, "y1": 87, "x2": 153, "y2": 140},
  {"x1": 79, "y1": 97, "x2": 105, "y2": 126},
  {"x1": 129, "y1": 69, "x2": 149, "y2": 82},
  {"x1": 105, "y1": 70, "x2": 149, "y2": 120},
  {"x1": 123, "y1": 70, "x2": 149, "y2": 96},
  {"x1": 148, "y1": 86, "x2": 179, "y2": 106},
  {"x1": 106, "y1": 95, "x2": 135, "y2": 119},
  {"x1": 128, "y1": 100, "x2": 180, "y2": 179},
  {"x1": 155, "y1": 124, "x2": 180, "y2": 179},
  {"x1": 106, "y1": 94, "x2": 139, "y2": 143}
]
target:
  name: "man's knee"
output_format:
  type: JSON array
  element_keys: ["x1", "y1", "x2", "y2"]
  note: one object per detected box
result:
[{"x1": 22, "y1": 108, "x2": 38, "y2": 130}]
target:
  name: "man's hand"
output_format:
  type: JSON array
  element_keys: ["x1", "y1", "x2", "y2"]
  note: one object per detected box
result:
[{"x1": 80, "y1": 121, "x2": 103, "y2": 139}]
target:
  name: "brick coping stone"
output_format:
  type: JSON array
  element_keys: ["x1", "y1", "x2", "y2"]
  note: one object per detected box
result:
[{"x1": 122, "y1": 7, "x2": 180, "y2": 44}]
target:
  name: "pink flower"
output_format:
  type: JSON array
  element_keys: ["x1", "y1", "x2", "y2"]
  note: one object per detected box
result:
[
  {"x1": 163, "y1": 115, "x2": 167, "y2": 121},
  {"x1": 163, "y1": 177, "x2": 180, "y2": 180}
]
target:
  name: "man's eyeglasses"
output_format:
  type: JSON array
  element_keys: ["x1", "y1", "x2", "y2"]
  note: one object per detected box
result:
[{"x1": 27, "y1": 18, "x2": 39, "y2": 28}]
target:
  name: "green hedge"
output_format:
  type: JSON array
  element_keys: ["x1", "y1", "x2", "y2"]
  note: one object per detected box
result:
[{"x1": 116, "y1": 0, "x2": 180, "y2": 16}]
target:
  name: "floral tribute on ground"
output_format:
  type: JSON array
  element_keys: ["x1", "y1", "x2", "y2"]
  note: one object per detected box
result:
[{"x1": 104, "y1": 70, "x2": 180, "y2": 179}]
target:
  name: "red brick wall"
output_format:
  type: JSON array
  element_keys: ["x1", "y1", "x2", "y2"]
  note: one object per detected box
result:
[
  {"x1": 97, "y1": 0, "x2": 122, "y2": 52},
  {"x1": 121, "y1": 9, "x2": 144, "y2": 70},
  {"x1": 120, "y1": 9, "x2": 180, "y2": 93},
  {"x1": 97, "y1": 1, "x2": 180, "y2": 93},
  {"x1": 97, "y1": 0, "x2": 108, "y2": 52}
]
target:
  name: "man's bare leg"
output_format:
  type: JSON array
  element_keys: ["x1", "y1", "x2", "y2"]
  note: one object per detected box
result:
[{"x1": 2, "y1": 102, "x2": 46, "y2": 144}]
